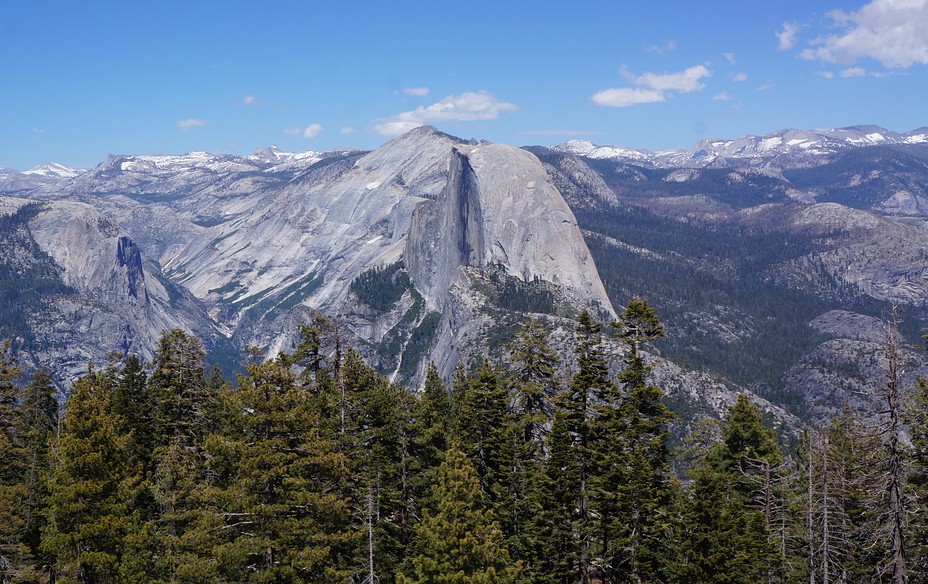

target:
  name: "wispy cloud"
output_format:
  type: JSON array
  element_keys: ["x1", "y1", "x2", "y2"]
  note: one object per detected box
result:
[
  {"x1": 800, "y1": 0, "x2": 928, "y2": 68},
  {"x1": 593, "y1": 64, "x2": 711, "y2": 108},
  {"x1": 177, "y1": 118, "x2": 207, "y2": 132},
  {"x1": 285, "y1": 123, "x2": 324, "y2": 138},
  {"x1": 403, "y1": 87, "x2": 430, "y2": 96},
  {"x1": 732, "y1": 72, "x2": 748, "y2": 82},
  {"x1": 645, "y1": 40, "x2": 677, "y2": 55},
  {"x1": 724, "y1": 52, "x2": 736, "y2": 64},
  {"x1": 756, "y1": 81, "x2": 777, "y2": 91},
  {"x1": 777, "y1": 22, "x2": 800, "y2": 50},
  {"x1": 371, "y1": 91, "x2": 518, "y2": 136},
  {"x1": 818, "y1": 71, "x2": 836, "y2": 79},
  {"x1": 634, "y1": 65, "x2": 712, "y2": 93},
  {"x1": 712, "y1": 91, "x2": 733, "y2": 101},
  {"x1": 340, "y1": 126, "x2": 358, "y2": 134},
  {"x1": 841, "y1": 66, "x2": 868, "y2": 77},
  {"x1": 241, "y1": 95, "x2": 265, "y2": 106},
  {"x1": 31, "y1": 128, "x2": 45, "y2": 134}
]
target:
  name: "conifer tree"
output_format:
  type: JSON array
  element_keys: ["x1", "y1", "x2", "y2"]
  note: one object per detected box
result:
[
  {"x1": 42, "y1": 367, "x2": 132, "y2": 584},
  {"x1": 599, "y1": 297, "x2": 674, "y2": 582},
  {"x1": 16, "y1": 369, "x2": 58, "y2": 579},
  {"x1": 397, "y1": 444, "x2": 521, "y2": 583},
  {"x1": 508, "y1": 319, "x2": 558, "y2": 460},
  {"x1": 411, "y1": 363, "x2": 452, "y2": 507},
  {"x1": 148, "y1": 329, "x2": 212, "y2": 448},
  {"x1": 669, "y1": 397, "x2": 778, "y2": 583},
  {"x1": 880, "y1": 315, "x2": 909, "y2": 584},
  {"x1": 340, "y1": 348, "x2": 412, "y2": 581},
  {"x1": 506, "y1": 319, "x2": 559, "y2": 563},
  {"x1": 557, "y1": 309, "x2": 612, "y2": 583},
  {"x1": 521, "y1": 410, "x2": 579, "y2": 584},
  {"x1": 456, "y1": 359, "x2": 516, "y2": 515},
  {"x1": 0, "y1": 339, "x2": 36, "y2": 583},
  {"x1": 206, "y1": 355, "x2": 355, "y2": 582}
]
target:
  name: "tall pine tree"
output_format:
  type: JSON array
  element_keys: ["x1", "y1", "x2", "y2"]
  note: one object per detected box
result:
[{"x1": 397, "y1": 444, "x2": 521, "y2": 583}]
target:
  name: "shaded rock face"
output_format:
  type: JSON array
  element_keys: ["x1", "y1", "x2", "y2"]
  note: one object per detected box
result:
[{"x1": 406, "y1": 143, "x2": 614, "y2": 317}]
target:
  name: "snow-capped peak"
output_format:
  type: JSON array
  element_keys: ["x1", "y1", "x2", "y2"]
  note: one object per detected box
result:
[
  {"x1": 551, "y1": 125, "x2": 925, "y2": 169},
  {"x1": 22, "y1": 162, "x2": 83, "y2": 179}
]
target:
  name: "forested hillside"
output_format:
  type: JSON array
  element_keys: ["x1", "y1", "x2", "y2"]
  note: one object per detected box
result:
[{"x1": 2, "y1": 301, "x2": 926, "y2": 583}]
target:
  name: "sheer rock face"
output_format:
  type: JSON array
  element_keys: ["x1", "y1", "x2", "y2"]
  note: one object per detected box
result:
[{"x1": 406, "y1": 143, "x2": 613, "y2": 316}]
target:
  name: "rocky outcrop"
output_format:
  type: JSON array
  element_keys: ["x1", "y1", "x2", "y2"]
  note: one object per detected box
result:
[
  {"x1": 0, "y1": 196, "x2": 218, "y2": 385},
  {"x1": 406, "y1": 143, "x2": 614, "y2": 316}
]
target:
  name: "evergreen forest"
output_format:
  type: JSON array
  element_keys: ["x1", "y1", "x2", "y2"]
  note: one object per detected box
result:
[{"x1": 1, "y1": 300, "x2": 927, "y2": 583}]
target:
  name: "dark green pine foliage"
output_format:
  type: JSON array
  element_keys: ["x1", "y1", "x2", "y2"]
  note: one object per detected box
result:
[
  {"x1": 556, "y1": 309, "x2": 612, "y2": 583},
  {"x1": 508, "y1": 319, "x2": 558, "y2": 461},
  {"x1": 411, "y1": 363, "x2": 452, "y2": 507},
  {"x1": 16, "y1": 369, "x2": 58, "y2": 579},
  {"x1": 135, "y1": 331, "x2": 216, "y2": 583},
  {"x1": 42, "y1": 367, "x2": 132, "y2": 584},
  {"x1": 669, "y1": 453, "x2": 771, "y2": 584},
  {"x1": 149, "y1": 329, "x2": 213, "y2": 448},
  {"x1": 0, "y1": 339, "x2": 37, "y2": 583},
  {"x1": 206, "y1": 355, "x2": 355, "y2": 582},
  {"x1": 340, "y1": 348, "x2": 411, "y2": 582},
  {"x1": 599, "y1": 297, "x2": 674, "y2": 582},
  {"x1": 670, "y1": 395, "x2": 779, "y2": 583},
  {"x1": 520, "y1": 410, "x2": 580, "y2": 584},
  {"x1": 907, "y1": 378, "x2": 928, "y2": 580},
  {"x1": 110, "y1": 355, "x2": 153, "y2": 471},
  {"x1": 714, "y1": 394, "x2": 783, "y2": 494},
  {"x1": 506, "y1": 319, "x2": 559, "y2": 563},
  {"x1": 397, "y1": 444, "x2": 521, "y2": 583},
  {"x1": 455, "y1": 360, "x2": 517, "y2": 519}
]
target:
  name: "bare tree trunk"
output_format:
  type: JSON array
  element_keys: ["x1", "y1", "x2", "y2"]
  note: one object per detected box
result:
[
  {"x1": 822, "y1": 436, "x2": 830, "y2": 584},
  {"x1": 884, "y1": 314, "x2": 908, "y2": 584},
  {"x1": 808, "y1": 432, "x2": 817, "y2": 584},
  {"x1": 365, "y1": 485, "x2": 378, "y2": 584}
]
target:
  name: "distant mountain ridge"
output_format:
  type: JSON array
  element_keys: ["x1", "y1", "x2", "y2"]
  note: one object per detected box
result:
[{"x1": 552, "y1": 125, "x2": 928, "y2": 169}]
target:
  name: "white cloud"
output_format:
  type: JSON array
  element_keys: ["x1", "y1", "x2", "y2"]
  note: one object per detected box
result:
[
  {"x1": 285, "y1": 123, "x2": 324, "y2": 138},
  {"x1": 31, "y1": 127, "x2": 45, "y2": 134},
  {"x1": 177, "y1": 118, "x2": 207, "y2": 131},
  {"x1": 725, "y1": 52, "x2": 737, "y2": 64},
  {"x1": 592, "y1": 64, "x2": 711, "y2": 108},
  {"x1": 712, "y1": 91, "x2": 733, "y2": 101},
  {"x1": 777, "y1": 22, "x2": 800, "y2": 50},
  {"x1": 818, "y1": 70, "x2": 837, "y2": 79},
  {"x1": 756, "y1": 81, "x2": 777, "y2": 91},
  {"x1": 403, "y1": 87, "x2": 430, "y2": 96},
  {"x1": 371, "y1": 91, "x2": 518, "y2": 136},
  {"x1": 732, "y1": 72, "x2": 748, "y2": 82},
  {"x1": 800, "y1": 0, "x2": 928, "y2": 68},
  {"x1": 242, "y1": 95, "x2": 264, "y2": 106},
  {"x1": 340, "y1": 126, "x2": 358, "y2": 134},
  {"x1": 645, "y1": 40, "x2": 677, "y2": 54},
  {"x1": 634, "y1": 65, "x2": 712, "y2": 92},
  {"x1": 841, "y1": 66, "x2": 868, "y2": 77},
  {"x1": 591, "y1": 87, "x2": 667, "y2": 107}
]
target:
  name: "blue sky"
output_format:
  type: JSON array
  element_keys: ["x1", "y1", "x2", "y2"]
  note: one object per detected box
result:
[{"x1": 3, "y1": 0, "x2": 926, "y2": 169}]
